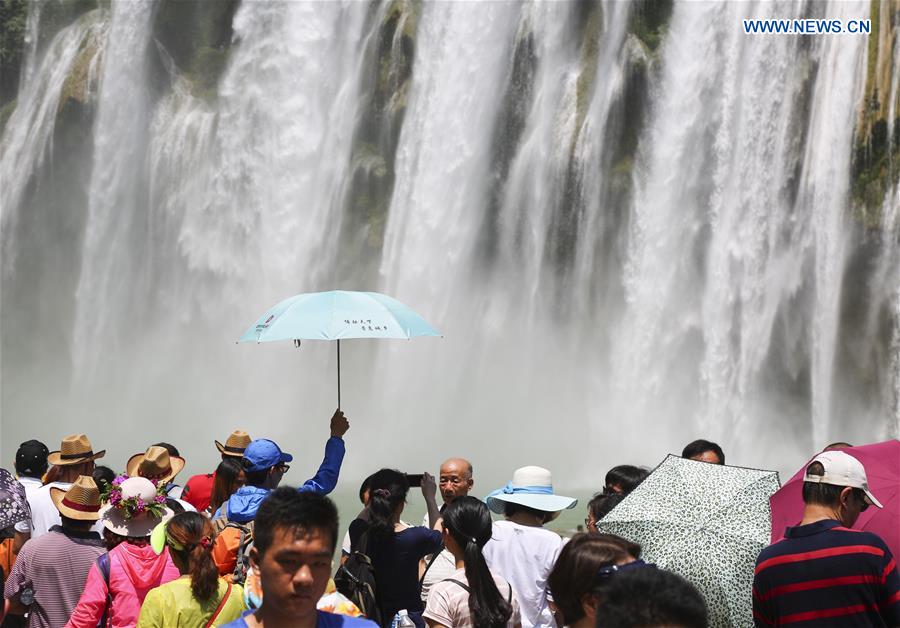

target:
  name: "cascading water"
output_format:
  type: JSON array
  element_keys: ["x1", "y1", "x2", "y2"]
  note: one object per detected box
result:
[
  {"x1": 1, "y1": 0, "x2": 897, "y2": 489},
  {"x1": 72, "y1": 0, "x2": 156, "y2": 377},
  {"x1": 1, "y1": 11, "x2": 105, "y2": 260},
  {"x1": 616, "y1": 0, "x2": 874, "y2": 462}
]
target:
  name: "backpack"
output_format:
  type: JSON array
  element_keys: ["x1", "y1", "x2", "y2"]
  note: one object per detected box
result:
[
  {"x1": 211, "y1": 515, "x2": 254, "y2": 586},
  {"x1": 334, "y1": 528, "x2": 382, "y2": 625},
  {"x1": 335, "y1": 526, "x2": 441, "y2": 626},
  {"x1": 97, "y1": 552, "x2": 112, "y2": 627},
  {"x1": 0, "y1": 536, "x2": 16, "y2": 581}
]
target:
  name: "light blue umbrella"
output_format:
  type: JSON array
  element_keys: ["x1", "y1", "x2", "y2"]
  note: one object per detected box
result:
[{"x1": 238, "y1": 290, "x2": 440, "y2": 407}]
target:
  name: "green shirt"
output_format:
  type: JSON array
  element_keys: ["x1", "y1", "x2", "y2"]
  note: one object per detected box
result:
[{"x1": 137, "y1": 576, "x2": 246, "y2": 627}]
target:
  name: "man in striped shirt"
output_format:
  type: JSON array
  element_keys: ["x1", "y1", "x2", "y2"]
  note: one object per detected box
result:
[
  {"x1": 3, "y1": 476, "x2": 105, "y2": 628},
  {"x1": 753, "y1": 450, "x2": 900, "y2": 626}
]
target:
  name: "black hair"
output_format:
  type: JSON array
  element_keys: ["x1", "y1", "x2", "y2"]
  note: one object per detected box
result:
[
  {"x1": 91, "y1": 466, "x2": 116, "y2": 492},
  {"x1": 209, "y1": 457, "x2": 245, "y2": 514},
  {"x1": 60, "y1": 514, "x2": 95, "y2": 531},
  {"x1": 549, "y1": 533, "x2": 642, "y2": 625},
  {"x1": 588, "y1": 493, "x2": 625, "y2": 522},
  {"x1": 166, "y1": 498, "x2": 186, "y2": 515},
  {"x1": 603, "y1": 465, "x2": 649, "y2": 495},
  {"x1": 594, "y1": 567, "x2": 707, "y2": 627},
  {"x1": 243, "y1": 465, "x2": 269, "y2": 487},
  {"x1": 359, "y1": 473, "x2": 374, "y2": 505},
  {"x1": 801, "y1": 461, "x2": 845, "y2": 506},
  {"x1": 254, "y1": 487, "x2": 339, "y2": 557},
  {"x1": 367, "y1": 469, "x2": 409, "y2": 539},
  {"x1": 681, "y1": 439, "x2": 725, "y2": 465},
  {"x1": 443, "y1": 497, "x2": 512, "y2": 627},
  {"x1": 504, "y1": 500, "x2": 552, "y2": 523},
  {"x1": 152, "y1": 442, "x2": 181, "y2": 458}
]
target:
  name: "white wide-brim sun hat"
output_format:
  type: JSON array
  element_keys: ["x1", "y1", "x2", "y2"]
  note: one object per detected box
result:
[
  {"x1": 100, "y1": 477, "x2": 174, "y2": 537},
  {"x1": 486, "y1": 465, "x2": 578, "y2": 516}
]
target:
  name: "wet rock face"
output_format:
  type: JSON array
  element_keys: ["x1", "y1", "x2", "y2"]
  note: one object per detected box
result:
[
  {"x1": 152, "y1": 0, "x2": 239, "y2": 102},
  {"x1": 852, "y1": 0, "x2": 899, "y2": 225},
  {"x1": 0, "y1": 0, "x2": 28, "y2": 106},
  {"x1": 336, "y1": 0, "x2": 421, "y2": 284}
]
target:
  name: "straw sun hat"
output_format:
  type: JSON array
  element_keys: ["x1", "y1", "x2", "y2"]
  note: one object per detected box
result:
[
  {"x1": 50, "y1": 475, "x2": 102, "y2": 521},
  {"x1": 100, "y1": 477, "x2": 173, "y2": 538},
  {"x1": 126, "y1": 446, "x2": 185, "y2": 484},
  {"x1": 486, "y1": 466, "x2": 578, "y2": 519},
  {"x1": 47, "y1": 434, "x2": 105, "y2": 466},
  {"x1": 215, "y1": 430, "x2": 252, "y2": 457}
]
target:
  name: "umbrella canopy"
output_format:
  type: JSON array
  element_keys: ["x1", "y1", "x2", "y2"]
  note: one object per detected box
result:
[
  {"x1": 238, "y1": 290, "x2": 440, "y2": 407},
  {"x1": 0, "y1": 468, "x2": 31, "y2": 530},
  {"x1": 769, "y1": 439, "x2": 899, "y2": 559},
  {"x1": 596, "y1": 455, "x2": 780, "y2": 628},
  {"x1": 239, "y1": 290, "x2": 440, "y2": 342}
]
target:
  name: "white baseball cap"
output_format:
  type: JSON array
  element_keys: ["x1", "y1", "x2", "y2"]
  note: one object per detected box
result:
[{"x1": 804, "y1": 450, "x2": 883, "y2": 509}]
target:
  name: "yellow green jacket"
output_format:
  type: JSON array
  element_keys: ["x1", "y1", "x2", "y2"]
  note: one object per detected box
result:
[{"x1": 136, "y1": 576, "x2": 246, "y2": 627}]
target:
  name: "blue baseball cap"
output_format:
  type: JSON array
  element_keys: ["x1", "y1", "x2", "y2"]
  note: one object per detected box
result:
[{"x1": 242, "y1": 439, "x2": 293, "y2": 473}]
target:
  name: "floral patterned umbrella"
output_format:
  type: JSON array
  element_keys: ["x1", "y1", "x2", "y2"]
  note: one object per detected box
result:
[
  {"x1": 596, "y1": 455, "x2": 780, "y2": 628},
  {"x1": 0, "y1": 468, "x2": 31, "y2": 530}
]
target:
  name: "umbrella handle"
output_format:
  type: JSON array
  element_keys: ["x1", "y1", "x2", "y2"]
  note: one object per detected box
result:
[{"x1": 337, "y1": 339, "x2": 341, "y2": 410}]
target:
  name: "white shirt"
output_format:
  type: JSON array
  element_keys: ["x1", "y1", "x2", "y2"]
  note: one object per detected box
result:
[
  {"x1": 482, "y1": 520, "x2": 563, "y2": 628},
  {"x1": 420, "y1": 512, "x2": 457, "y2": 602},
  {"x1": 14, "y1": 476, "x2": 43, "y2": 533},
  {"x1": 27, "y1": 482, "x2": 104, "y2": 539}
]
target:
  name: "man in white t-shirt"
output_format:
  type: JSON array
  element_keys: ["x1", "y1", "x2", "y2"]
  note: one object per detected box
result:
[
  {"x1": 420, "y1": 458, "x2": 474, "y2": 602},
  {"x1": 27, "y1": 434, "x2": 106, "y2": 540},
  {"x1": 11, "y1": 440, "x2": 49, "y2": 551},
  {"x1": 482, "y1": 466, "x2": 577, "y2": 628}
]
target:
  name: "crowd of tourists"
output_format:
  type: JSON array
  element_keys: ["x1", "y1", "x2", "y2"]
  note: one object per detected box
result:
[{"x1": 0, "y1": 412, "x2": 897, "y2": 628}]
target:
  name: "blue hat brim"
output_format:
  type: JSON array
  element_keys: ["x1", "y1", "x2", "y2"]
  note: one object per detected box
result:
[{"x1": 485, "y1": 492, "x2": 578, "y2": 515}]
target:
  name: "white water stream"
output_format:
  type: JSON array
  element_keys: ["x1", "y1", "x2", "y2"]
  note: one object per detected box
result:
[{"x1": 1, "y1": 0, "x2": 895, "y2": 489}]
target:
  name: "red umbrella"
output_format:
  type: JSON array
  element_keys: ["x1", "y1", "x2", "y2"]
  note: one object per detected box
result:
[{"x1": 769, "y1": 440, "x2": 900, "y2": 559}]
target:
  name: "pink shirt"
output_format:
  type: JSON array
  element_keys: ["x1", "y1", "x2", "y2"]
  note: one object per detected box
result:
[{"x1": 66, "y1": 542, "x2": 179, "y2": 628}]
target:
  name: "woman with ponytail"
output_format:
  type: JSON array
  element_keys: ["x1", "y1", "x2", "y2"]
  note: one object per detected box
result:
[
  {"x1": 423, "y1": 497, "x2": 520, "y2": 628},
  {"x1": 137, "y1": 511, "x2": 245, "y2": 627},
  {"x1": 348, "y1": 469, "x2": 443, "y2": 627}
]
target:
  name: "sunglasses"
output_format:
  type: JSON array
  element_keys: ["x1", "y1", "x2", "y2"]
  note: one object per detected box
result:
[
  {"x1": 276, "y1": 463, "x2": 290, "y2": 473},
  {"x1": 855, "y1": 489, "x2": 871, "y2": 512}
]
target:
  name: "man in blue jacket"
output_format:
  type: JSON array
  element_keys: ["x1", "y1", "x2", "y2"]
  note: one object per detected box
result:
[{"x1": 212, "y1": 409, "x2": 349, "y2": 578}]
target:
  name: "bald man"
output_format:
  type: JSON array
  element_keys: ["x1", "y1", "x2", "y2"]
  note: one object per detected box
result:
[{"x1": 420, "y1": 458, "x2": 474, "y2": 602}]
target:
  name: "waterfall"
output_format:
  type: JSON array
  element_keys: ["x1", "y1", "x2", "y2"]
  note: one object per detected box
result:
[
  {"x1": 18, "y1": 0, "x2": 44, "y2": 93},
  {"x1": 72, "y1": 1, "x2": 156, "y2": 376},
  {"x1": 886, "y1": 15, "x2": 900, "y2": 438},
  {"x1": 1, "y1": 0, "x2": 897, "y2": 484},
  {"x1": 1, "y1": 10, "x2": 105, "y2": 268},
  {"x1": 143, "y1": 1, "x2": 370, "y2": 316},
  {"x1": 614, "y1": 0, "x2": 871, "y2": 459}
]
